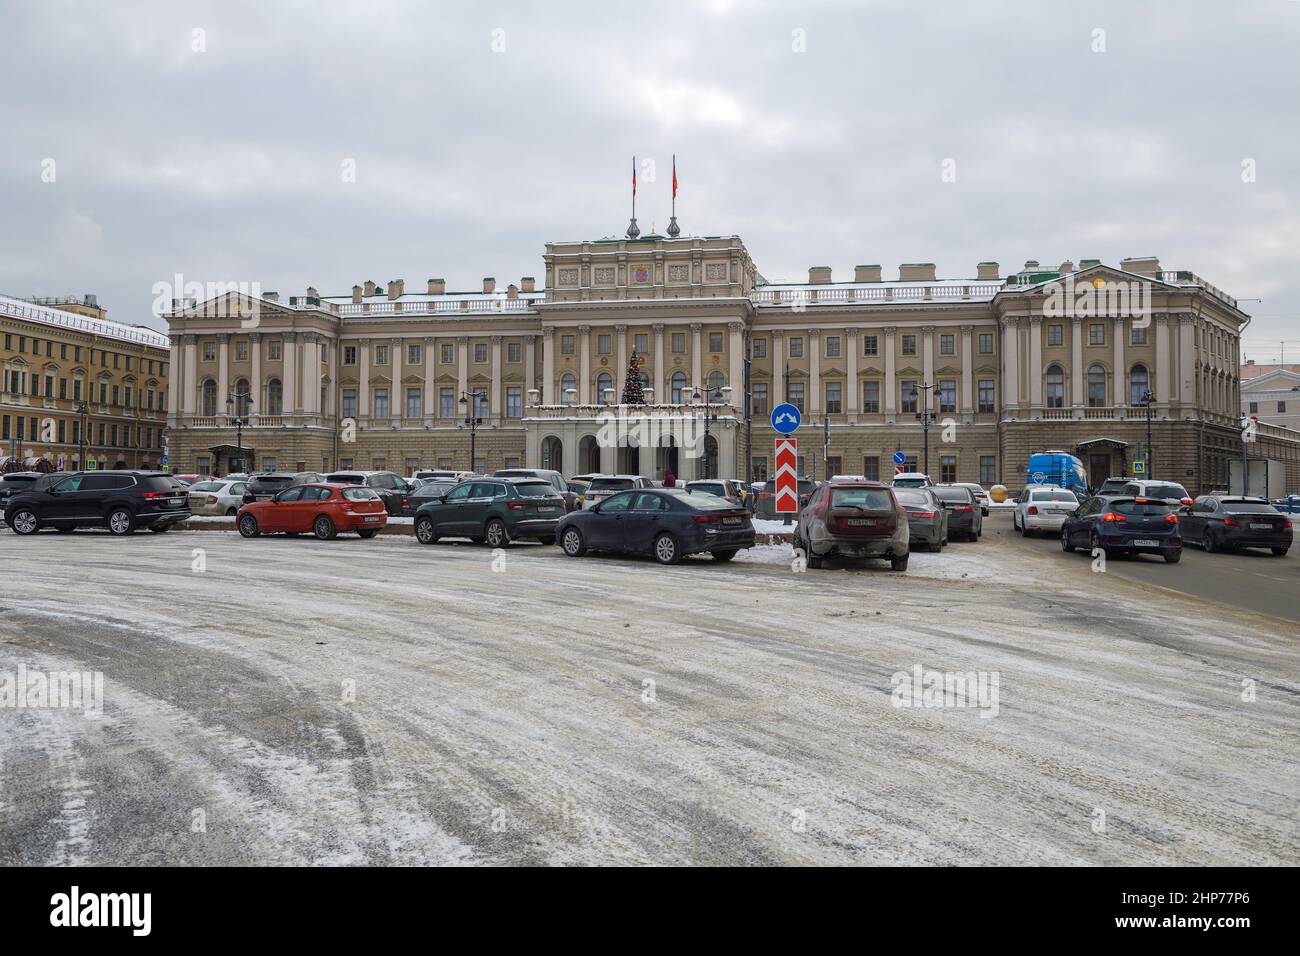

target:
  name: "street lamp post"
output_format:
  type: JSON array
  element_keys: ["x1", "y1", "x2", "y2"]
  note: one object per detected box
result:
[
  {"x1": 75, "y1": 400, "x2": 88, "y2": 469},
  {"x1": 693, "y1": 384, "x2": 732, "y2": 479},
  {"x1": 1140, "y1": 388, "x2": 1155, "y2": 477},
  {"x1": 459, "y1": 390, "x2": 486, "y2": 473},
  {"x1": 225, "y1": 390, "x2": 254, "y2": 475},
  {"x1": 912, "y1": 383, "x2": 937, "y2": 476}
]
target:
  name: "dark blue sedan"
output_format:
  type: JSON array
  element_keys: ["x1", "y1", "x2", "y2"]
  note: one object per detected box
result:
[
  {"x1": 556, "y1": 488, "x2": 755, "y2": 564},
  {"x1": 1060, "y1": 495, "x2": 1182, "y2": 563}
]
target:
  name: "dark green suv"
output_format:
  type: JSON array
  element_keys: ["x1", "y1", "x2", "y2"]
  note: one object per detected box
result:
[{"x1": 413, "y1": 477, "x2": 566, "y2": 547}]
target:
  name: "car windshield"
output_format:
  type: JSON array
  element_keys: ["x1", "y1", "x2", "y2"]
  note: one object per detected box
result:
[
  {"x1": 515, "y1": 481, "x2": 559, "y2": 498},
  {"x1": 1031, "y1": 490, "x2": 1077, "y2": 502},
  {"x1": 589, "y1": 478, "x2": 634, "y2": 491},
  {"x1": 1221, "y1": 501, "x2": 1278, "y2": 513},
  {"x1": 690, "y1": 483, "x2": 727, "y2": 496},
  {"x1": 342, "y1": 488, "x2": 379, "y2": 500},
  {"x1": 830, "y1": 487, "x2": 893, "y2": 509},
  {"x1": 326, "y1": 474, "x2": 365, "y2": 484},
  {"x1": 1143, "y1": 484, "x2": 1188, "y2": 499},
  {"x1": 677, "y1": 492, "x2": 734, "y2": 510},
  {"x1": 1112, "y1": 500, "x2": 1176, "y2": 516},
  {"x1": 894, "y1": 490, "x2": 931, "y2": 505},
  {"x1": 415, "y1": 482, "x2": 455, "y2": 496},
  {"x1": 189, "y1": 481, "x2": 218, "y2": 492}
]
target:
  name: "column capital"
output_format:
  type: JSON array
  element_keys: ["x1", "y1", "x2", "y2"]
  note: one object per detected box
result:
[
  {"x1": 577, "y1": 325, "x2": 591, "y2": 335},
  {"x1": 358, "y1": 337, "x2": 370, "y2": 347},
  {"x1": 423, "y1": 336, "x2": 436, "y2": 345},
  {"x1": 807, "y1": 327, "x2": 821, "y2": 338},
  {"x1": 770, "y1": 328, "x2": 785, "y2": 339},
  {"x1": 1070, "y1": 315, "x2": 1084, "y2": 326},
  {"x1": 920, "y1": 325, "x2": 936, "y2": 334},
  {"x1": 1028, "y1": 316, "x2": 1043, "y2": 327},
  {"x1": 883, "y1": 326, "x2": 897, "y2": 337},
  {"x1": 169, "y1": 334, "x2": 183, "y2": 347},
  {"x1": 491, "y1": 335, "x2": 502, "y2": 344},
  {"x1": 614, "y1": 324, "x2": 628, "y2": 335},
  {"x1": 728, "y1": 321, "x2": 744, "y2": 333},
  {"x1": 689, "y1": 323, "x2": 702, "y2": 333},
  {"x1": 1111, "y1": 314, "x2": 1127, "y2": 327},
  {"x1": 250, "y1": 331, "x2": 262, "y2": 342},
  {"x1": 282, "y1": 331, "x2": 298, "y2": 342},
  {"x1": 182, "y1": 333, "x2": 197, "y2": 345},
  {"x1": 218, "y1": 332, "x2": 231, "y2": 343},
  {"x1": 541, "y1": 325, "x2": 556, "y2": 336},
  {"x1": 456, "y1": 335, "x2": 468, "y2": 345},
  {"x1": 843, "y1": 327, "x2": 858, "y2": 339},
  {"x1": 652, "y1": 323, "x2": 665, "y2": 334},
  {"x1": 960, "y1": 324, "x2": 974, "y2": 335},
  {"x1": 999, "y1": 315, "x2": 1018, "y2": 329}
]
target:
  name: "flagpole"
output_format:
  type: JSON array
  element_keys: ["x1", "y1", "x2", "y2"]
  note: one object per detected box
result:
[
  {"x1": 667, "y1": 154, "x2": 681, "y2": 238},
  {"x1": 626, "y1": 155, "x2": 640, "y2": 238}
]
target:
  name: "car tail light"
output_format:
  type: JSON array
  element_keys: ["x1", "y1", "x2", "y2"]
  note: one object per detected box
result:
[
  {"x1": 142, "y1": 491, "x2": 165, "y2": 499},
  {"x1": 1027, "y1": 506, "x2": 1038, "y2": 515},
  {"x1": 402, "y1": 498, "x2": 409, "y2": 509},
  {"x1": 1286, "y1": 520, "x2": 1294, "y2": 529},
  {"x1": 912, "y1": 511, "x2": 935, "y2": 519},
  {"x1": 1181, "y1": 497, "x2": 1193, "y2": 506},
  {"x1": 953, "y1": 504, "x2": 973, "y2": 513},
  {"x1": 507, "y1": 501, "x2": 528, "y2": 510},
  {"x1": 1164, "y1": 513, "x2": 1178, "y2": 524},
  {"x1": 1223, "y1": 518, "x2": 1237, "y2": 526},
  {"x1": 1102, "y1": 512, "x2": 1126, "y2": 523},
  {"x1": 207, "y1": 496, "x2": 218, "y2": 505},
  {"x1": 692, "y1": 513, "x2": 720, "y2": 523}
]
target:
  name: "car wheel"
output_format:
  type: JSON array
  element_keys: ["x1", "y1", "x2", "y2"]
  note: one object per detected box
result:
[
  {"x1": 1270, "y1": 547, "x2": 1288, "y2": 557},
  {"x1": 711, "y1": 549, "x2": 738, "y2": 562},
  {"x1": 891, "y1": 552, "x2": 909, "y2": 572},
  {"x1": 1204, "y1": 530, "x2": 1218, "y2": 553},
  {"x1": 238, "y1": 514, "x2": 260, "y2": 537},
  {"x1": 10, "y1": 508, "x2": 40, "y2": 536},
  {"x1": 415, "y1": 517, "x2": 439, "y2": 545},
  {"x1": 357, "y1": 529, "x2": 378, "y2": 539},
  {"x1": 1060, "y1": 528, "x2": 1074, "y2": 553},
  {"x1": 226, "y1": 507, "x2": 238, "y2": 517},
  {"x1": 652, "y1": 532, "x2": 680, "y2": 565},
  {"x1": 313, "y1": 515, "x2": 337, "y2": 540},
  {"x1": 107, "y1": 508, "x2": 134, "y2": 536},
  {"x1": 1163, "y1": 549, "x2": 1181, "y2": 564},
  {"x1": 485, "y1": 519, "x2": 509, "y2": 548},
  {"x1": 561, "y1": 526, "x2": 586, "y2": 557}
]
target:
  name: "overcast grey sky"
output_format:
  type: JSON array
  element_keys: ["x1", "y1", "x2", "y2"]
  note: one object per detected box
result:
[{"x1": 1, "y1": 0, "x2": 1297, "y2": 360}]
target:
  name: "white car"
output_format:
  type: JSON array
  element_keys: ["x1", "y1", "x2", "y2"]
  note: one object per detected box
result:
[
  {"x1": 891, "y1": 472, "x2": 934, "y2": 489},
  {"x1": 952, "y1": 481, "x2": 991, "y2": 516},
  {"x1": 186, "y1": 478, "x2": 251, "y2": 516},
  {"x1": 1013, "y1": 487, "x2": 1080, "y2": 535},
  {"x1": 581, "y1": 475, "x2": 652, "y2": 508}
]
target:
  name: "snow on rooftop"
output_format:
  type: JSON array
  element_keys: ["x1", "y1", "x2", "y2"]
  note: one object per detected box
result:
[{"x1": 0, "y1": 295, "x2": 170, "y2": 349}]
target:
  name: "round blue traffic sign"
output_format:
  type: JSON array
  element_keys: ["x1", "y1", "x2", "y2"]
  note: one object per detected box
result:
[
  {"x1": 770, "y1": 403, "x2": 801, "y2": 434},
  {"x1": 892, "y1": 451, "x2": 906, "y2": 465}
]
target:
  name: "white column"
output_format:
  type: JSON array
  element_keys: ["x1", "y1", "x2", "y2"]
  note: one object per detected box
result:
[
  {"x1": 541, "y1": 328, "x2": 555, "y2": 404},
  {"x1": 960, "y1": 325, "x2": 974, "y2": 414},
  {"x1": 690, "y1": 324, "x2": 702, "y2": 391},
  {"x1": 167, "y1": 335, "x2": 181, "y2": 420},
  {"x1": 358, "y1": 339, "x2": 370, "y2": 418},
  {"x1": 1112, "y1": 316, "x2": 1126, "y2": 407},
  {"x1": 456, "y1": 337, "x2": 468, "y2": 401},
  {"x1": 652, "y1": 324, "x2": 665, "y2": 403},
  {"x1": 1179, "y1": 316, "x2": 1195, "y2": 407},
  {"x1": 922, "y1": 325, "x2": 935, "y2": 387},
  {"x1": 524, "y1": 335, "x2": 536, "y2": 398},
  {"x1": 1155, "y1": 316, "x2": 1173, "y2": 404},
  {"x1": 182, "y1": 336, "x2": 198, "y2": 414},
  {"x1": 884, "y1": 327, "x2": 897, "y2": 420},
  {"x1": 615, "y1": 325, "x2": 628, "y2": 399},
  {"x1": 283, "y1": 333, "x2": 299, "y2": 416},
  {"x1": 579, "y1": 326, "x2": 591, "y2": 404},
  {"x1": 391, "y1": 336, "x2": 403, "y2": 416},
  {"x1": 304, "y1": 335, "x2": 320, "y2": 415},
  {"x1": 808, "y1": 329, "x2": 822, "y2": 414},
  {"x1": 1070, "y1": 317, "x2": 1084, "y2": 408},
  {"x1": 423, "y1": 338, "x2": 436, "y2": 416},
  {"x1": 728, "y1": 323, "x2": 744, "y2": 408},
  {"x1": 217, "y1": 334, "x2": 230, "y2": 408},
  {"x1": 1028, "y1": 317, "x2": 1043, "y2": 408},
  {"x1": 846, "y1": 328, "x2": 859, "y2": 416},
  {"x1": 490, "y1": 335, "x2": 502, "y2": 418},
  {"x1": 326, "y1": 336, "x2": 337, "y2": 418},
  {"x1": 1000, "y1": 318, "x2": 1019, "y2": 410}
]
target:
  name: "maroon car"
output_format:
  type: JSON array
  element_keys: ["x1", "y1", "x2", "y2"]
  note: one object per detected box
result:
[{"x1": 794, "y1": 480, "x2": 910, "y2": 570}]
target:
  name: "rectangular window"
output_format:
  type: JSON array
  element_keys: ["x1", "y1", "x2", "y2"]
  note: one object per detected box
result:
[
  {"x1": 234, "y1": 341, "x2": 248, "y2": 361},
  {"x1": 373, "y1": 388, "x2": 389, "y2": 418},
  {"x1": 1047, "y1": 324, "x2": 1063, "y2": 347},
  {"x1": 862, "y1": 381, "x2": 880, "y2": 413},
  {"x1": 1280, "y1": 401, "x2": 1288, "y2": 414},
  {"x1": 825, "y1": 335, "x2": 841, "y2": 358},
  {"x1": 598, "y1": 334, "x2": 612, "y2": 355},
  {"x1": 506, "y1": 386, "x2": 522, "y2": 417},
  {"x1": 341, "y1": 388, "x2": 358, "y2": 419},
  {"x1": 864, "y1": 335, "x2": 879, "y2": 356},
  {"x1": 561, "y1": 335, "x2": 575, "y2": 355},
  {"x1": 375, "y1": 345, "x2": 389, "y2": 366},
  {"x1": 980, "y1": 455, "x2": 997, "y2": 486},
  {"x1": 940, "y1": 455, "x2": 957, "y2": 484},
  {"x1": 73, "y1": 379, "x2": 82, "y2": 401},
  {"x1": 1089, "y1": 323, "x2": 1105, "y2": 346},
  {"x1": 826, "y1": 457, "x2": 842, "y2": 477},
  {"x1": 1249, "y1": 401, "x2": 1258, "y2": 413},
  {"x1": 978, "y1": 379, "x2": 995, "y2": 413},
  {"x1": 825, "y1": 381, "x2": 842, "y2": 413},
  {"x1": 753, "y1": 338, "x2": 767, "y2": 359},
  {"x1": 269, "y1": 340, "x2": 282, "y2": 360},
  {"x1": 671, "y1": 332, "x2": 686, "y2": 353},
  {"x1": 439, "y1": 388, "x2": 455, "y2": 418},
  {"x1": 634, "y1": 333, "x2": 648, "y2": 355},
  {"x1": 900, "y1": 380, "x2": 918, "y2": 414},
  {"x1": 1130, "y1": 326, "x2": 1148, "y2": 345},
  {"x1": 343, "y1": 345, "x2": 357, "y2": 365},
  {"x1": 406, "y1": 388, "x2": 421, "y2": 419},
  {"x1": 978, "y1": 333, "x2": 993, "y2": 354},
  {"x1": 788, "y1": 337, "x2": 804, "y2": 358},
  {"x1": 709, "y1": 332, "x2": 723, "y2": 352},
  {"x1": 59, "y1": 379, "x2": 67, "y2": 400},
  {"x1": 940, "y1": 334, "x2": 955, "y2": 355},
  {"x1": 939, "y1": 379, "x2": 957, "y2": 413},
  {"x1": 408, "y1": 344, "x2": 422, "y2": 365},
  {"x1": 863, "y1": 456, "x2": 880, "y2": 482},
  {"x1": 112, "y1": 385, "x2": 120, "y2": 406},
  {"x1": 406, "y1": 458, "x2": 420, "y2": 473},
  {"x1": 474, "y1": 343, "x2": 488, "y2": 363},
  {"x1": 507, "y1": 342, "x2": 522, "y2": 363},
  {"x1": 751, "y1": 457, "x2": 768, "y2": 482},
  {"x1": 788, "y1": 381, "x2": 805, "y2": 413},
  {"x1": 901, "y1": 335, "x2": 916, "y2": 355},
  {"x1": 442, "y1": 343, "x2": 455, "y2": 363},
  {"x1": 202, "y1": 342, "x2": 215, "y2": 361},
  {"x1": 751, "y1": 382, "x2": 769, "y2": 416}
]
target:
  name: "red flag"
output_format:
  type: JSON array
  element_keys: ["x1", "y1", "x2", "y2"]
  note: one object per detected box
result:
[
  {"x1": 672, "y1": 156, "x2": 678, "y2": 199},
  {"x1": 632, "y1": 156, "x2": 637, "y2": 197}
]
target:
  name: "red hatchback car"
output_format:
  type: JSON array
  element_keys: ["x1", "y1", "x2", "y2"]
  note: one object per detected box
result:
[{"x1": 236, "y1": 482, "x2": 388, "y2": 540}]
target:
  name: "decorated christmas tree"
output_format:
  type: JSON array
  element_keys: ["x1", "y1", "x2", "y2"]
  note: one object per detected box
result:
[{"x1": 621, "y1": 351, "x2": 646, "y2": 405}]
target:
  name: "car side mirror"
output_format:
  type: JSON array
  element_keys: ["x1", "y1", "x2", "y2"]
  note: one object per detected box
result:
[{"x1": 242, "y1": 492, "x2": 255, "y2": 504}]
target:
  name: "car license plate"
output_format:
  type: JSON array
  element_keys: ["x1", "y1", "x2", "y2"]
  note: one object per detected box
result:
[
  {"x1": 1250, "y1": 523, "x2": 1273, "y2": 530},
  {"x1": 723, "y1": 516, "x2": 742, "y2": 525},
  {"x1": 540, "y1": 507, "x2": 560, "y2": 513},
  {"x1": 364, "y1": 515, "x2": 380, "y2": 523},
  {"x1": 848, "y1": 518, "x2": 876, "y2": 526},
  {"x1": 169, "y1": 498, "x2": 184, "y2": 506},
  {"x1": 1132, "y1": 538, "x2": 1159, "y2": 547}
]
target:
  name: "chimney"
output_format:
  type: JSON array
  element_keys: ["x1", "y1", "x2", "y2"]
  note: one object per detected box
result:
[
  {"x1": 352, "y1": 285, "x2": 362, "y2": 304},
  {"x1": 396, "y1": 279, "x2": 405, "y2": 297},
  {"x1": 899, "y1": 263, "x2": 937, "y2": 282},
  {"x1": 1058, "y1": 261, "x2": 1074, "y2": 275},
  {"x1": 386, "y1": 280, "x2": 399, "y2": 300},
  {"x1": 808, "y1": 266, "x2": 832, "y2": 284},
  {"x1": 1024, "y1": 260, "x2": 1040, "y2": 270},
  {"x1": 483, "y1": 277, "x2": 496, "y2": 294},
  {"x1": 854, "y1": 264, "x2": 882, "y2": 283},
  {"x1": 1119, "y1": 256, "x2": 1161, "y2": 278},
  {"x1": 521, "y1": 276, "x2": 535, "y2": 293},
  {"x1": 306, "y1": 286, "x2": 318, "y2": 298},
  {"x1": 1079, "y1": 258, "x2": 1101, "y2": 268},
  {"x1": 364, "y1": 280, "x2": 376, "y2": 297},
  {"x1": 428, "y1": 278, "x2": 445, "y2": 295},
  {"x1": 507, "y1": 284, "x2": 519, "y2": 300},
  {"x1": 976, "y1": 261, "x2": 1000, "y2": 280},
  {"x1": 264, "y1": 291, "x2": 279, "y2": 302}
]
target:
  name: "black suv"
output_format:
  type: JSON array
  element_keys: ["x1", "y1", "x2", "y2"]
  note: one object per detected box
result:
[
  {"x1": 4, "y1": 470, "x2": 192, "y2": 536},
  {"x1": 245, "y1": 472, "x2": 325, "y2": 501},
  {"x1": 1, "y1": 471, "x2": 62, "y2": 516},
  {"x1": 324, "y1": 471, "x2": 413, "y2": 515}
]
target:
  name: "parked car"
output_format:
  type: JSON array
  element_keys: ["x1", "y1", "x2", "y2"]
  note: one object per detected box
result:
[
  {"x1": 324, "y1": 470, "x2": 413, "y2": 515},
  {"x1": 1012, "y1": 487, "x2": 1080, "y2": 536},
  {"x1": 1117, "y1": 479, "x2": 1193, "y2": 507},
  {"x1": 794, "y1": 480, "x2": 910, "y2": 571},
  {"x1": 4, "y1": 470, "x2": 191, "y2": 536},
  {"x1": 684, "y1": 479, "x2": 746, "y2": 507},
  {"x1": 1059, "y1": 495, "x2": 1182, "y2": 563},
  {"x1": 1011, "y1": 482, "x2": 1061, "y2": 504},
  {"x1": 408, "y1": 479, "x2": 458, "y2": 509},
  {"x1": 933, "y1": 485, "x2": 984, "y2": 540},
  {"x1": 246, "y1": 472, "x2": 325, "y2": 501},
  {"x1": 170, "y1": 473, "x2": 203, "y2": 487},
  {"x1": 222, "y1": 472, "x2": 251, "y2": 482},
  {"x1": 890, "y1": 472, "x2": 934, "y2": 490},
  {"x1": 580, "y1": 475, "x2": 653, "y2": 509},
  {"x1": 557, "y1": 488, "x2": 754, "y2": 564},
  {"x1": 186, "y1": 478, "x2": 252, "y2": 516},
  {"x1": 1180, "y1": 496, "x2": 1293, "y2": 556},
  {"x1": 413, "y1": 469, "x2": 471, "y2": 483},
  {"x1": 952, "y1": 482, "x2": 991, "y2": 516},
  {"x1": 1095, "y1": 476, "x2": 1131, "y2": 496},
  {"x1": 414, "y1": 477, "x2": 565, "y2": 547},
  {"x1": 892, "y1": 487, "x2": 947, "y2": 550},
  {"x1": 237, "y1": 482, "x2": 387, "y2": 540},
  {"x1": 0, "y1": 471, "x2": 55, "y2": 518},
  {"x1": 493, "y1": 468, "x2": 579, "y2": 511},
  {"x1": 753, "y1": 476, "x2": 817, "y2": 519}
]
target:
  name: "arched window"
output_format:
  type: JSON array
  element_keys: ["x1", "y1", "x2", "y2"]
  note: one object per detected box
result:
[
  {"x1": 596, "y1": 372, "x2": 613, "y2": 405},
  {"x1": 707, "y1": 369, "x2": 726, "y2": 401},
  {"x1": 1045, "y1": 365, "x2": 1065, "y2": 408},
  {"x1": 1086, "y1": 365, "x2": 1107, "y2": 407},
  {"x1": 560, "y1": 372, "x2": 576, "y2": 406},
  {"x1": 1130, "y1": 364, "x2": 1150, "y2": 407},
  {"x1": 233, "y1": 378, "x2": 251, "y2": 417},
  {"x1": 267, "y1": 378, "x2": 283, "y2": 415},
  {"x1": 201, "y1": 379, "x2": 218, "y2": 417},
  {"x1": 671, "y1": 371, "x2": 687, "y2": 404}
]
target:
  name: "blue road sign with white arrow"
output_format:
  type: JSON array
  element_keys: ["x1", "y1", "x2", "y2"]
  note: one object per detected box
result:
[
  {"x1": 892, "y1": 451, "x2": 906, "y2": 465},
  {"x1": 770, "y1": 403, "x2": 801, "y2": 434}
]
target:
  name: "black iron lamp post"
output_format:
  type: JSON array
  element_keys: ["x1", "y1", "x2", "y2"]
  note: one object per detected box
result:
[
  {"x1": 459, "y1": 390, "x2": 487, "y2": 473},
  {"x1": 912, "y1": 383, "x2": 937, "y2": 476},
  {"x1": 225, "y1": 390, "x2": 254, "y2": 475},
  {"x1": 693, "y1": 383, "x2": 732, "y2": 479}
]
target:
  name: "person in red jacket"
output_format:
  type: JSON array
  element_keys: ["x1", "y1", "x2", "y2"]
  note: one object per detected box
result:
[{"x1": 662, "y1": 467, "x2": 676, "y2": 488}]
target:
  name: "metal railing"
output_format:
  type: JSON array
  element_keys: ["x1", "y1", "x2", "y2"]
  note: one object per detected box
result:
[
  {"x1": 751, "y1": 283, "x2": 1000, "y2": 306},
  {"x1": 336, "y1": 297, "x2": 540, "y2": 317},
  {"x1": 0, "y1": 297, "x2": 170, "y2": 348}
]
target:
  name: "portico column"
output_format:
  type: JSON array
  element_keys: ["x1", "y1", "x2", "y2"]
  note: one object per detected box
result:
[
  {"x1": 391, "y1": 337, "x2": 403, "y2": 416},
  {"x1": 303, "y1": 334, "x2": 319, "y2": 415},
  {"x1": 690, "y1": 324, "x2": 702, "y2": 392},
  {"x1": 615, "y1": 325, "x2": 628, "y2": 399},
  {"x1": 1070, "y1": 317, "x2": 1084, "y2": 408},
  {"x1": 423, "y1": 338, "x2": 436, "y2": 415},
  {"x1": 808, "y1": 329, "x2": 822, "y2": 414},
  {"x1": 167, "y1": 335, "x2": 181, "y2": 421},
  {"x1": 456, "y1": 338, "x2": 469, "y2": 409},
  {"x1": 652, "y1": 324, "x2": 665, "y2": 403},
  {"x1": 217, "y1": 333, "x2": 230, "y2": 409},
  {"x1": 960, "y1": 325, "x2": 974, "y2": 414},
  {"x1": 1179, "y1": 315, "x2": 1195, "y2": 407},
  {"x1": 182, "y1": 335, "x2": 198, "y2": 414},
  {"x1": 1112, "y1": 316, "x2": 1126, "y2": 408},
  {"x1": 1155, "y1": 315, "x2": 1172, "y2": 404},
  {"x1": 541, "y1": 327, "x2": 555, "y2": 404},
  {"x1": 579, "y1": 326, "x2": 591, "y2": 404},
  {"x1": 771, "y1": 330, "x2": 785, "y2": 403},
  {"x1": 1000, "y1": 318, "x2": 1019, "y2": 410},
  {"x1": 845, "y1": 328, "x2": 859, "y2": 416},
  {"x1": 728, "y1": 322, "x2": 744, "y2": 408},
  {"x1": 922, "y1": 324, "x2": 935, "y2": 389},
  {"x1": 884, "y1": 327, "x2": 897, "y2": 421},
  {"x1": 358, "y1": 339, "x2": 370, "y2": 418},
  {"x1": 1028, "y1": 316, "x2": 1043, "y2": 409},
  {"x1": 490, "y1": 335, "x2": 503, "y2": 418},
  {"x1": 283, "y1": 333, "x2": 298, "y2": 416}
]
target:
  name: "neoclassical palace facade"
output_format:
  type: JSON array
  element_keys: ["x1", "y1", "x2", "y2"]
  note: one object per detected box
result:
[{"x1": 164, "y1": 232, "x2": 1298, "y2": 494}]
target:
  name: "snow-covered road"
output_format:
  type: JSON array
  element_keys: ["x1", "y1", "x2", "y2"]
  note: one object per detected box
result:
[{"x1": 1, "y1": 527, "x2": 1297, "y2": 865}]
